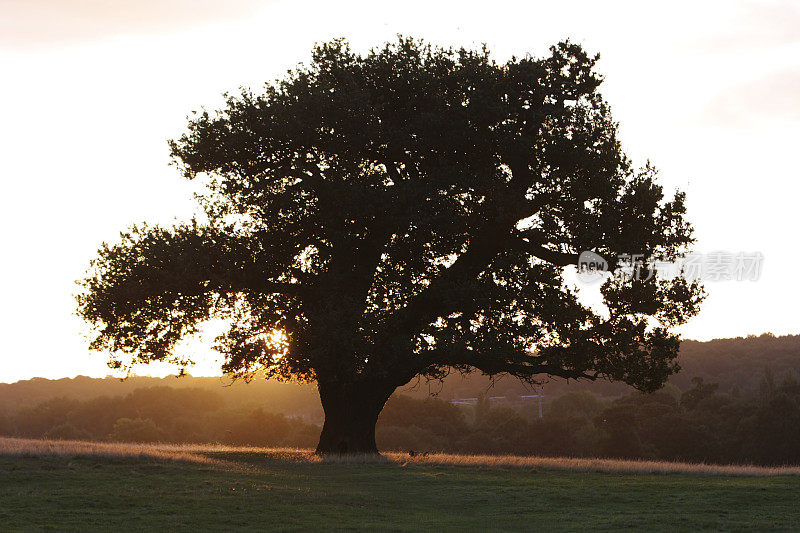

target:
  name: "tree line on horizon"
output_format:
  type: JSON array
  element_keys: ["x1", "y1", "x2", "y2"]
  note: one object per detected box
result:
[
  {"x1": 1, "y1": 364, "x2": 799, "y2": 466},
  {"x1": 2, "y1": 333, "x2": 797, "y2": 410},
  {"x1": 0, "y1": 387, "x2": 319, "y2": 449}
]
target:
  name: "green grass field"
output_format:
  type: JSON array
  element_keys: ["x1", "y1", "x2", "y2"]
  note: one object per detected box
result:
[{"x1": 1, "y1": 439, "x2": 799, "y2": 531}]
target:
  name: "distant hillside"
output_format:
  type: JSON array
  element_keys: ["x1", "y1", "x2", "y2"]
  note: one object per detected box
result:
[
  {"x1": 2, "y1": 333, "x2": 800, "y2": 466},
  {"x1": 0, "y1": 375, "x2": 321, "y2": 418},
  {"x1": 2, "y1": 333, "x2": 798, "y2": 412},
  {"x1": 673, "y1": 334, "x2": 800, "y2": 394}
]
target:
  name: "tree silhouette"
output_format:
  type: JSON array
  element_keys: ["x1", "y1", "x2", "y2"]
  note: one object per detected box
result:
[{"x1": 77, "y1": 38, "x2": 704, "y2": 454}]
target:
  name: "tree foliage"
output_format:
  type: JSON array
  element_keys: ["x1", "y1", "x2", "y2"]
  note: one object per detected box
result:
[{"x1": 77, "y1": 38, "x2": 703, "y2": 452}]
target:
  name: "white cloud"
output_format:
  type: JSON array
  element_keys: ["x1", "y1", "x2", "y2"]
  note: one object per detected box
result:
[
  {"x1": 702, "y1": 67, "x2": 800, "y2": 127},
  {"x1": 695, "y1": 0, "x2": 800, "y2": 51},
  {"x1": 0, "y1": 0, "x2": 274, "y2": 50}
]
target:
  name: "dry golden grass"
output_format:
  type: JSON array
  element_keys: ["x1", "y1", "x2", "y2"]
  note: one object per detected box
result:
[
  {"x1": 0, "y1": 437, "x2": 226, "y2": 466},
  {"x1": 385, "y1": 451, "x2": 800, "y2": 476},
  {"x1": 2, "y1": 437, "x2": 799, "y2": 476}
]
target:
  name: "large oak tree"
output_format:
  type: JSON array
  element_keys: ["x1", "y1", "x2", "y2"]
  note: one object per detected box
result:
[{"x1": 78, "y1": 38, "x2": 704, "y2": 454}]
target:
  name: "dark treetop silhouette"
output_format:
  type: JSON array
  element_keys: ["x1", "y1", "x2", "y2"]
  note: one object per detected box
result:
[{"x1": 78, "y1": 38, "x2": 704, "y2": 454}]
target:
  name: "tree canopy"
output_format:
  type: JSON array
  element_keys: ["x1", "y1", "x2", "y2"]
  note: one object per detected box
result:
[{"x1": 77, "y1": 38, "x2": 704, "y2": 453}]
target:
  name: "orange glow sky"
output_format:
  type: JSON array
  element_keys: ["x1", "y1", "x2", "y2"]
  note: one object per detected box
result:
[{"x1": 1, "y1": 0, "x2": 799, "y2": 382}]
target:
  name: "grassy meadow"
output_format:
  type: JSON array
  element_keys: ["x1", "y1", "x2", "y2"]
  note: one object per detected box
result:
[{"x1": 2, "y1": 438, "x2": 799, "y2": 531}]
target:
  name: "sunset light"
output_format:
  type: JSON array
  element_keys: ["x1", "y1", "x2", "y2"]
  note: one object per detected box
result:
[{"x1": 2, "y1": 1, "x2": 799, "y2": 530}]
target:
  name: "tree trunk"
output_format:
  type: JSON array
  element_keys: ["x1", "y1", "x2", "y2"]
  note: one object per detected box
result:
[{"x1": 315, "y1": 378, "x2": 395, "y2": 455}]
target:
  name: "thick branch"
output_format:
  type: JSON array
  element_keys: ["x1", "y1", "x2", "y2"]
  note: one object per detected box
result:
[{"x1": 415, "y1": 347, "x2": 598, "y2": 382}]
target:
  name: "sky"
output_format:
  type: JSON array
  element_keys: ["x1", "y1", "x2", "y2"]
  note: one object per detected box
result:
[{"x1": 0, "y1": 0, "x2": 798, "y2": 382}]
